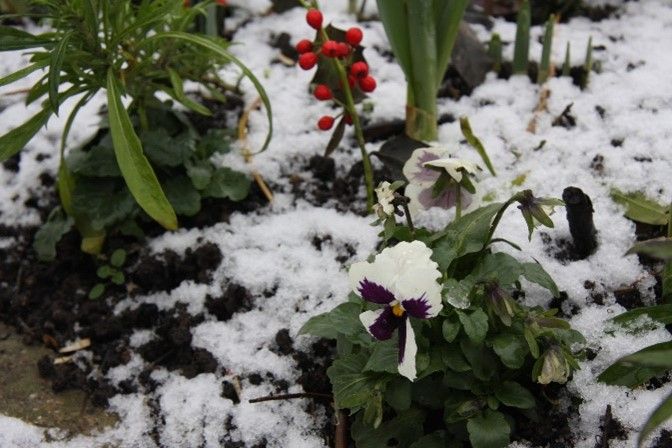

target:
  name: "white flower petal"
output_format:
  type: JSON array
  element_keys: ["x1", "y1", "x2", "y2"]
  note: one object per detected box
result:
[
  {"x1": 424, "y1": 158, "x2": 480, "y2": 183},
  {"x1": 348, "y1": 260, "x2": 395, "y2": 297},
  {"x1": 404, "y1": 182, "x2": 424, "y2": 217},
  {"x1": 398, "y1": 319, "x2": 418, "y2": 381}
]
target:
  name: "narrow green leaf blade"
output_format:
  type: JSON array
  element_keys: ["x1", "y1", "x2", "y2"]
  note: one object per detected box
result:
[
  {"x1": 610, "y1": 188, "x2": 668, "y2": 225},
  {"x1": 598, "y1": 341, "x2": 672, "y2": 387},
  {"x1": 638, "y1": 392, "x2": 672, "y2": 447},
  {"x1": 167, "y1": 68, "x2": 212, "y2": 116},
  {"x1": 0, "y1": 59, "x2": 49, "y2": 88},
  {"x1": 512, "y1": 0, "x2": 531, "y2": 74},
  {"x1": 106, "y1": 69, "x2": 177, "y2": 230},
  {"x1": 460, "y1": 116, "x2": 496, "y2": 176},
  {"x1": 612, "y1": 304, "x2": 672, "y2": 326},
  {"x1": 627, "y1": 238, "x2": 672, "y2": 261},
  {"x1": 0, "y1": 107, "x2": 51, "y2": 161},
  {"x1": 48, "y1": 31, "x2": 72, "y2": 113}
]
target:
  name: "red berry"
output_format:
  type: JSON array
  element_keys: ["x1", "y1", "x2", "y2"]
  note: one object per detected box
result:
[
  {"x1": 350, "y1": 61, "x2": 368, "y2": 78},
  {"x1": 359, "y1": 75, "x2": 376, "y2": 92},
  {"x1": 298, "y1": 52, "x2": 318, "y2": 70},
  {"x1": 344, "y1": 114, "x2": 353, "y2": 125},
  {"x1": 306, "y1": 9, "x2": 323, "y2": 29},
  {"x1": 336, "y1": 42, "x2": 350, "y2": 57},
  {"x1": 295, "y1": 39, "x2": 313, "y2": 54},
  {"x1": 348, "y1": 75, "x2": 356, "y2": 88},
  {"x1": 313, "y1": 84, "x2": 332, "y2": 101},
  {"x1": 321, "y1": 40, "x2": 339, "y2": 57},
  {"x1": 345, "y1": 27, "x2": 363, "y2": 46},
  {"x1": 318, "y1": 115, "x2": 335, "y2": 130}
]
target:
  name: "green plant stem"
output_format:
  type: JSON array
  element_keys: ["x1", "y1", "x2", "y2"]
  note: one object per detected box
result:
[
  {"x1": 664, "y1": 202, "x2": 672, "y2": 303},
  {"x1": 401, "y1": 200, "x2": 415, "y2": 234},
  {"x1": 318, "y1": 28, "x2": 374, "y2": 211},
  {"x1": 483, "y1": 197, "x2": 518, "y2": 249}
]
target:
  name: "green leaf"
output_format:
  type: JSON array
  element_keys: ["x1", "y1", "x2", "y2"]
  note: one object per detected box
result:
[
  {"x1": 467, "y1": 410, "x2": 511, "y2": 448},
  {"x1": 106, "y1": 70, "x2": 177, "y2": 230},
  {"x1": 97, "y1": 265, "x2": 113, "y2": 279},
  {"x1": 494, "y1": 381, "x2": 535, "y2": 409},
  {"x1": 522, "y1": 261, "x2": 559, "y2": 297},
  {"x1": 68, "y1": 142, "x2": 122, "y2": 177},
  {"x1": 299, "y1": 302, "x2": 362, "y2": 339},
  {"x1": 638, "y1": 391, "x2": 672, "y2": 447},
  {"x1": 442, "y1": 278, "x2": 473, "y2": 309},
  {"x1": 111, "y1": 271, "x2": 125, "y2": 285},
  {"x1": 72, "y1": 178, "x2": 136, "y2": 231},
  {"x1": 362, "y1": 390, "x2": 383, "y2": 429},
  {"x1": 627, "y1": 238, "x2": 672, "y2": 261},
  {"x1": 203, "y1": 167, "x2": 251, "y2": 201},
  {"x1": 460, "y1": 338, "x2": 497, "y2": 381},
  {"x1": 48, "y1": 31, "x2": 72, "y2": 113},
  {"x1": 0, "y1": 26, "x2": 52, "y2": 51},
  {"x1": 442, "y1": 315, "x2": 461, "y2": 343},
  {"x1": 141, "y1": 128, "x2": 195, "y2": 168},
  {"x1": 537, "y1": 15, "x2": 555, "y2": 84},
  {"x1": 196, "y1": 129, "x2": 232, "y2": 158},
  {"x1": 364, "y1": 339, "x2": 399, "y2": 374},
  {"x1": 324, "y1": 115, "x2": 346, "y2": 157},
  {"x1": 434, "y1": 0, "x2": 469, "y2": 89},
  {"x1": 352, "y1": 408, "x2": 424, "y2": 448},
  {"x1": 33, "y1": 209, "x2": 74, "y2": 261},
  {"x1": 460, "y1": 117, "x2": 496, "y2": 176},
  {"x1": 167, "y1": 68, "x2": 212, "y2": 116},
  {"x1": 186, "y1": 160, "x2": 214, "y2": 190},
  {"x1": 457, "y1": 309, "x2": 489, "y2": 344},
  {"x1": 110, "y1": 249, "x2": 126, "y2": 268},
  {"x1": 512, "y1": 0, "x2": 530, "y2": 74},
  {"x1": 375, "y1": 1, "x2": 412, "y2": 81},
  {"x1": 442, "y1": 344, "x2": 471, "y2": 373},
  {"x1": 618, "y1": 349, "x2": 672, "y2": 369},
  {"x1": 610, "y1": 189, "x2": 668, "y2": 225},
  {"x1": 89, "y1": 283, "x2": 106, "y2": 300},
  {"x1": 409, "y1": 431, "x2": 446, "y2": 448},
  {"x1": 164, "y1": 176, "x2": 201, "y2": 217},
  {"x1": 492, "y1": 333, "x2": 529, "y2": 369},
  {"x1": 384, "y1": 377, "x2": 412, "y2": 411},
  {"x1": 142, "y1": 32, "x2": 272, "y2": 153},
  {"x1": 431, "y1": 202, "x2": 503, "y2": 271},
  {"x1": 472, "y1": 252, "x2": 524, "y2": 286},
  {"x1": 327, "y1": 352, "x2": 383, "y2": 409},
  {"x1": 0, "y1": 107, "x2": 51, "y2": 162},
  {"x1": 598, "y1": 341, "x2": 672, "y2": 387},
  {"x1": 612, "y1": 304, "x2": 672, "y2": 326},
  {"x1": 0, "y1": 59, "x2": 49, "y2": 88},
  {"x1": 524, "y1": 326, "x2": 540, "y2": 358}
]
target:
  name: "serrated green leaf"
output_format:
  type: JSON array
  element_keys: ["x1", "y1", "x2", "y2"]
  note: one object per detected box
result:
[
  {"x1": 384, "y1": 377, "x2": 412, "y2": 411},
  {"x1": 472, "y1": 252, "x2": 524, "y2": 286},
  {"x1": 204, "y1": 167, "x2": 250, "y2": 201},
  {"x1": 327, "y1": 352, "x2": 383, "y2": 410},
  {"x1": 164, "y1": 175, "x2": 201, "y2": 217},
  {"x1": 68, "y1": 143, "x2": 121, "y2": 177},
  {"x1": 460, "y1": 338, "x2": 497, "y2": 381},
  {"x1": 442, "y1": 315, "x2": 461, "y2": 343},
  {"x1": 106, "y1": 70, "x2": 177, "y2": 230},
  {"x1": 494, "y1": 381, "x2": 535, "y2": 409},
  {"x1": 610, "y1": 189, "x2": 668, "y2": 225},
  {"x1": 299, "y1": 302, "x2": 362, "y2": 339},
  {"x1": 457, "y1": 309, "x2": 489, "y2": 344},
  {"x1": 186, "y1": 160, "x2": 214, "y2": 190},
  {"x1": 467, "y1": 410, "x2": 511, "y2": 448},
  {"x1": 364, "y1": 339, "x2": 398, "y2": 374},
  {"x1": 141, "y1": 128, "x2": 194, "y2": 168},
  {"x1": 71, "y1": 178, "x2": 136, "y2": 231},
  {"x1": 33, "y1": 209, "x2": 73, "y2": 261}
]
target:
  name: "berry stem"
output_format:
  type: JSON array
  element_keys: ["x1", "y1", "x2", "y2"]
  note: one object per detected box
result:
[{"x1": 318, "y1": 28, "x2": 375, "y2": 212}]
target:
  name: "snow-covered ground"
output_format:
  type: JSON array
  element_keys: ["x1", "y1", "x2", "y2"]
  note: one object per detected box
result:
[{"x1": 1, "y1": 0, "x2": 672, "y2": 446}]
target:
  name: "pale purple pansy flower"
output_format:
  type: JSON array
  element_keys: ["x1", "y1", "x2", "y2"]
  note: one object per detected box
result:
[{"x1": 348, "y1": 241, "x2": 442, "y2": 381}]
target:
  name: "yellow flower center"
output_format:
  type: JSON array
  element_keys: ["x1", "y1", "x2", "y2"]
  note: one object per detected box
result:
[{"x1": 391, "y1": 303, "x2": 405, "y2": 317}]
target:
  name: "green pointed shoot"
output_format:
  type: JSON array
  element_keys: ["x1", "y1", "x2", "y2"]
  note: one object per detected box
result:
[
  {"x1": 512, "y1": 0, "x2": 530, "y2": 75},
  {"x1": 562, "y1": 42, "x2": 571, "y2": 77},
  {"x1": 537, "y1": 15, "x2": 555, "y2": 84},
  {"x1": 581, "y1": 36, "x2": 593, "y2": 89},
  {"x1": 460, "y1": 116, "x2": 496, "y2": 176},
  {"x1": 106, "y1": 69, "x2": 178, "y2": 230},
  {"x1": 488, "y1": 33, "x2": 502, "y2": 74}
]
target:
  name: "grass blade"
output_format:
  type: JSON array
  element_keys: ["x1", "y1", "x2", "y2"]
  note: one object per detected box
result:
[
  {"x1": 537, "y1": 15, "x2": 555, "y2": 84},
  {"x1": 106, "y1": 69, "x2": 177, "y2": 230},
  {"x1": 167, "y1": 68, "x2": 212, "y2": 116},
  {"x1": 488, "y1": 33, "x2": 502, "y2": 73},
  {"x1": 460, "y1": 116, "x2": 496, "y2": 176},
  {"x1": 512, "y1": 0, "x2": 530, "y2": 74}
]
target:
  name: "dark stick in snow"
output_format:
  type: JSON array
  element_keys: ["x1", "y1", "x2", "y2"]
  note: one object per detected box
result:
[{"x1": 563, "y1": 186, "x2": 598, "y2": 259}]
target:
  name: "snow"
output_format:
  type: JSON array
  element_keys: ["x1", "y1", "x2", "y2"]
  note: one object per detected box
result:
[{"x1": 2, "y1": 0, "x2": 672, "y2": 446}]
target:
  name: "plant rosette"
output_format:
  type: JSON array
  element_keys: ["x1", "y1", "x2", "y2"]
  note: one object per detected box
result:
[{"x1": 301, "y1": 191, "x2": 584, "y2": 448}]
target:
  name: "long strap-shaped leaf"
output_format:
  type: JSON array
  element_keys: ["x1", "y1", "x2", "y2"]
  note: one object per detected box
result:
[
  {"x1": 0, "y1": 59, "x2": 49, "y2": 88},
  {"x1": 376, "y1": 0, "x2": 412, "y2": 81},
  {"x1": 141, "y1": 32, "x2": 273, "y2": 154},
  {"x1": 0, "y1": 107, "x2": 51, "y2": 161},
  {"x1": 106, "y1": 69, "x2": 177, "y2": 230},
  {"x1": 435, "y1": 0, "x2": 469, "y2": 90},
  {"x1": 639, "y1": 392, "x2": 672, "y2": 447}
]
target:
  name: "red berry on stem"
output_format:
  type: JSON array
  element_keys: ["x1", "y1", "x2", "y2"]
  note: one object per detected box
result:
[
  {"x1": 295, "y1": 39, "x2": 313, "y2": 54},
  {"x1": 306, "y1": 9, "x2": 323, "y2": 29},
  {"x1": 336, "y1": 42, "x2": 350, "y2": 57},
  {"x1": 350, "y1": 61, "x2": 368, "y2": 78},
  {"x1": 313, "y1": 84, "x2": 332, "y2": 101},
  {"x1": 347, "y1": 75, "x2": 356, "y2": 88},
  {"x1": 318, "y1": 116, "x2": 335, "y2": 130},
  {"x1": 298, "y1": 52, "x2": 318, "y2": 70},
  {"x1": 321, "y1": 40, "x2": 339, "y2": 57},
  {"x1": 344, "y1": 114, "x2": 353, "y2": 125},
  {"x1": 345, "y1": 27, "x2": 363, "y2": 46},
  {"x1": 359, "y1": 76, "x2": 376, "y2": 92}
]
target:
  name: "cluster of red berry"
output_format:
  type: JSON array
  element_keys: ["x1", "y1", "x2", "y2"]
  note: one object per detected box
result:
[{"x1": 295, "y1": 9, "x2": 377, "y2": 131}]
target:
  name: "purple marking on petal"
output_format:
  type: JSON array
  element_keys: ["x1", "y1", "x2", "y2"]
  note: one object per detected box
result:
[
  {"x1": 402, "y1": 295, "x2": 433, "y2": 319},
  {"x1": 368, "y1": 307, "x2": 402, "y2": 341},
  {"x1": 412, "y1": 151, "x2": 441, "y2": 183},
  {"x1": 358, "y1": 278, "x2": 396, "y2": 304},
  {"x1": 417, "y1": 186, "x2": 472, "y2": 211},
  {"x1": 397, "y1": 316, "x2": 408, "y2": 364}
]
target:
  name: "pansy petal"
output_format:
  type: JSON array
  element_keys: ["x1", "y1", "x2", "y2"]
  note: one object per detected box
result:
[
  {"x1": 357, "y1": 278, "x2": 395, "y2": 304},
  {"x1": 397, "y1": 318, "x2": 418, "y2": 381},
  {"x1": 401, "y1": 295, "x2": 433, "y2": 319},
  {"x1": 403, "y1": 148, "x2": 442, "y2": 184},
  {"x1": 360, "y1": 308, "x2": 401, "y2": 341},
  {"x1": 349, "y1": 260, "x2": 395, "y2": 300}
]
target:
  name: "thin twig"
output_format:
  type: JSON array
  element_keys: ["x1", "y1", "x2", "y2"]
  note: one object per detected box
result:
[
  {"x1": 248, "y1": 392, "x2": 332, "y2": 404},
  {"x1": 238, "y1": 97, "x2": 274, "y2": 203},
  {"x1": 334, "y1": 409, "x2": 348, "y2": 448}
]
